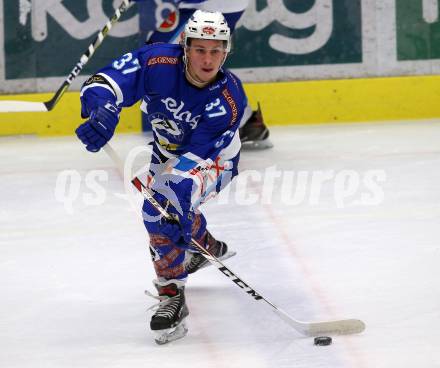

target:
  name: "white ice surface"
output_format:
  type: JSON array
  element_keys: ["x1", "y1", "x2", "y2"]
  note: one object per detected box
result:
[{"x1": 1, "y1": 120, "x2": 440, "y2": 368}]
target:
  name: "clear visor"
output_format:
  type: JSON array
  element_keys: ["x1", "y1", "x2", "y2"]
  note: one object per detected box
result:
[
  {"x1": 185, "y1": 45, "x2": 227, "y2": 56},
  {"x1": 185, "y1": 37, "x2": 229, "y2": 51}
]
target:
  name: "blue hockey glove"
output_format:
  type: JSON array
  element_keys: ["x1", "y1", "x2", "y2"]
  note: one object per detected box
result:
[
  {"x1": 179, "y1": 210, "x2": 194, "y2": 244},
  {"x1": 142, "y1": 189, "x2": 195, "y2": 249},
  {"x1": 163, "y1": 180, "x2": 195, "y2": 247},
  {"x1": 159, "y1": 212, "x2": 194, "y2": 249},
  {"x1": 76, "y1": 102, "x2": 119, "y2": 152}
]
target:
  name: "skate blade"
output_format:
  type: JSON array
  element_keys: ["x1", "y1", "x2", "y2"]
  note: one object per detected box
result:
[
  {"x1": 218, "y1": 250, "x2": 236, "y2": 262},
  {"x1": 241, "y1": 138, "x2": 274, "y2": 150},
  {"x1": 154, "y1": 321, "x2": 188, "y2": 345},
  {"x1": 198, "y1": 250, "x2": 237, "y2": 271}
]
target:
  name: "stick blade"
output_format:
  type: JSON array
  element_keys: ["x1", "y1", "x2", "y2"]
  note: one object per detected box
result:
[
  {"x1": 302, "y1": 318, "x2": 366, "y2": 337},
  {"x1": 274, "y1": 309, "x2": 365, "y2": 336},
  {"x1": 0, "y1": 101, "x2": 48, "y2": 112}
]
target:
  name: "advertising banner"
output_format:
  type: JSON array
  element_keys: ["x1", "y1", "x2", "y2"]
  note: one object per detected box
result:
[{"x1": 1, "y1": 0, "x2": 440, "y2": 93}]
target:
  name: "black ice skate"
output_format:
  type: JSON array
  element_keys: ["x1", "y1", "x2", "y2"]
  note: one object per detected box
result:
[
  {"x1": 147, "y1": 282, "x2": 189, "y2": 345},
  {"x1": 185, "y1": 232, "x2": 236, "y2": 274},
  {"x1": 239, "y1": 102, "x2": 274, "y2": 150}
]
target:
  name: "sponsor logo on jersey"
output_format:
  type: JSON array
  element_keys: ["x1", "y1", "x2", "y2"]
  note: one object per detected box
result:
[
  {"x1": 150, "y1": 115, "x2": 181, "y2": 136},
  {"x1": 148, "y1": 112, "x2": 184, "y2": 145},
  {"x1": 190, "y1": 164, "x2": 210, "y2": 176},
  {"x1": 161, "y1": 97, "x2": 201, "y2": 129},
  {"x1": 227, "y1": 71, "x2": 240, "y2": 88},
  {"x1": 222, "y1": 89, "x2": 238, "y2": 125},
  {"x1": 147, "y1": 56, "x2": 179, "y2": 66},
  {"x1": 209, "y1": 83, "x2": 220, "y2": 91},
  {"x1": 202, "y1": 26, "x2": 216, "y2": 35},
  {"x1": 158, "y1": 140, "x2": 180, "y2": 151}
]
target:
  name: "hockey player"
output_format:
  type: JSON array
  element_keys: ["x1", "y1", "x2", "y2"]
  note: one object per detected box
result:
[
  {"x1": 136, "y1": 0, "x2": 273, "y2": 149},
  {"x1": 76, "y1": 10, "x2": 245, "y2": 344}
]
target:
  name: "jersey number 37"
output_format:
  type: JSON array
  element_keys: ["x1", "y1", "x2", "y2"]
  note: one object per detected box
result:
[
  {"x1": 113, "y1": 53, "x2": 141, "y2": 75},
  {"x1": 206, "y1": 98, "x2": 226, "y2": 118}
]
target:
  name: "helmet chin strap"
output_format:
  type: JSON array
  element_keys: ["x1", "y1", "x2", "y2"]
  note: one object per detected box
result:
[
  {"x1": 183, "y1": 49, "x2": 211, "y2": 88},
  {"x1": 185, "y1": 63, "x2": 211, "y2": 88}
]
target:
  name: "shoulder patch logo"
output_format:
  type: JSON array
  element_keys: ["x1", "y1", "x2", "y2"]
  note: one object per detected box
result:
[{"x1": 84, "y1": 75, "x2": 106, "y2": 85}]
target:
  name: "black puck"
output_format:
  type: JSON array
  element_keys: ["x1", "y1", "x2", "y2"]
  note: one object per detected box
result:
[{"x1": 314, "y1": 336, "x2": 332, "y2": 346}]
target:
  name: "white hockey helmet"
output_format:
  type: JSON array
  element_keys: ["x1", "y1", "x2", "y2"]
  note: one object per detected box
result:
[{"x1": 182, "y1": 10, "x2": 231, "y2": 52}]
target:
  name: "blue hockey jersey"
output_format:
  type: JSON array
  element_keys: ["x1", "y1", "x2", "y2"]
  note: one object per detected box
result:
[{"x1": 80, "y1": 43, "x2": 247, "y2": 209}]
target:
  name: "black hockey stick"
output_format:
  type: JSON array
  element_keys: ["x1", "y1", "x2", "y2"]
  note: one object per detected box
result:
[
  {"x1": 0, "y1": 0, "x2": 133, "y2": 113},
  {"x1": 103, "y1": 144, "x2": 366, "y2": 337}
]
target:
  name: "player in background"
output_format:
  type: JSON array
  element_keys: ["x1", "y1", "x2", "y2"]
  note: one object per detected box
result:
[
  {"x1": 136, "y1": 0, "x2": 273, "y2": 150},
  {"x1": 76, "y1": 10, "x2": 245, "y2": 344}
]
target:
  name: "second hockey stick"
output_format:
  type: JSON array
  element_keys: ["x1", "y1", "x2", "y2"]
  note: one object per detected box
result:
[
  {"x1": 0, "y1": 0, "x2": 133, "y2": 113},
  {"x1": 103, "y1": 144, "x2": 366, "y2": 337}
]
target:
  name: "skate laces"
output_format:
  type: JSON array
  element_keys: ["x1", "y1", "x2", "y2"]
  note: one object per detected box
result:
[
  {"x1": 145, "y1": 290, "x2": 181, "y2": 319},
  {"x1": 185, "y1": 241, "x2": 226, "y2": 273},
  {"x1": 186, "y1": 252, "x2": 205, "y2": 270}
]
